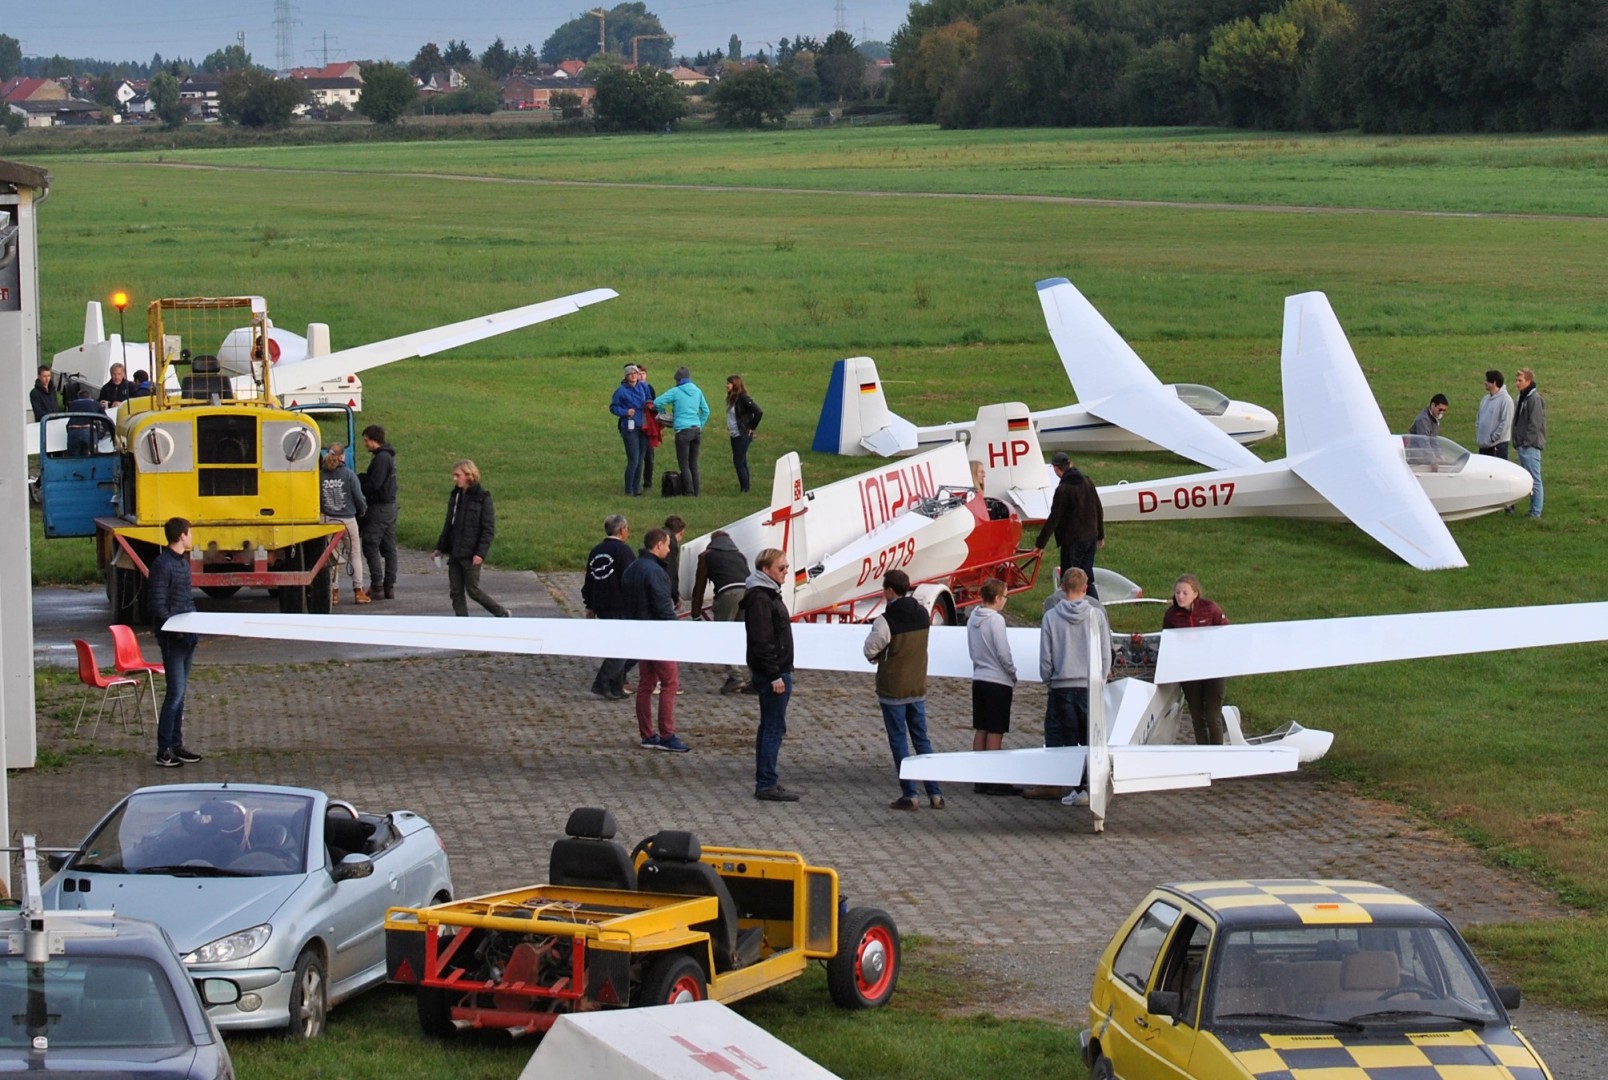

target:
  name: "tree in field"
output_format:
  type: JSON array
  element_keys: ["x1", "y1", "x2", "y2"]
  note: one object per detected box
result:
[
  {"x1": 520, "y1": 44, "x2": 540, "y2": 72},
  {"x1": 43, "y1": 55, "x2": 72, "y2": 78},
  {"x1": 817, "y1": 30, "x2": 867, "y2": 103},
  {"x1": 1199, "y1": 12, "x2": 1303, "y2": 125},
  {"x1": 894, "y1": 20, "x2": 978, "y2": 123},
  {"x1": 202, "y1": 44, "x2": 251, "y2": 73},
  {"x1": 542, "y1": 3, "x2": 672, "y2": 66},
  {"x1": 410, "y1": 42, "x2": 444, "y2": 79},
  {"x1": 0, "y1": 34, "x2": 22, "y2": 81},
  {"x1": 92, "y1": 73, "x2": 123, "y2": 120},
  {"x1": 480, "y1": 37, "x2": 516, "y2": 78},
  {"x1": 219, "y1": 69, "x2": 307, "y2": 127},
  {"x1": 551, "y1": 90, "x2": 583, "y2": 118},
  {"x1": 2, "y1": 111, "x2": 22, "y2": 136},
  {"x1": 729, "y1": 34, "x2": 743, "y2": 60},
  {"x1": 357, "y1": 62, "x2": 418, "y2": 124},
  {"x1": 711, "y1": 65, "x2": 796, "y2": 126},
  {"x1": 443, "y1": 40, "x2": 473, "y2": 66},
  {"x1": 592, "y1": 64, "x2": 685, "y2": 131},
  {"x1": 148, "y1": 70, "x2": 186, "y2": 127}
]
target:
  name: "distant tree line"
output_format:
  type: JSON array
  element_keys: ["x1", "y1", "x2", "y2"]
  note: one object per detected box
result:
[{"x1": 890, "y1": 0, "x2": 1608, "y2": 131}]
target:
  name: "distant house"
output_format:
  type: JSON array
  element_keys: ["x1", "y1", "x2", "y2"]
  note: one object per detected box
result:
[
  {"x1": 555, "y1": 59, "x2": 587, "y2": 79},
  {"x1": 288, "y1": 62, "x2": 364, "y2": 81},
  {"x1": 667, "y1": 65, "x2": 711, "y2": 90},
  {"x1": 419, "y1": 69, "x2": 466, "y2": 93},
  {"x1": 2, "y1": 76, "x2": 67, "y2": 105},
  {"x1": 7, "y1": 97, "x2": 100, "y2": 127},
  {"x1": 500, "y1": 76, "x2": 596, "y2": 111},
  {"x1": 298, "y1": 76, "x2": 364, "y2": 110},
  {"x1": 180, "y1": 73, "x2": 226, "y2": 120}
]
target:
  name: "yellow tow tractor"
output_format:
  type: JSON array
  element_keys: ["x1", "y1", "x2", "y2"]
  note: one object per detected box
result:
[
  {"x1": 384, "y1": 808, "x2": 901, "y2": 1038},
  {"x1": 37, "y1": 296, "x2": 346, "y2": 620}
]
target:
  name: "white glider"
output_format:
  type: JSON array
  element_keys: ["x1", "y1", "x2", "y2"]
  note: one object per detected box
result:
[{"x1": 812, "y1": 277, "x2": 1279, "y2": 467}]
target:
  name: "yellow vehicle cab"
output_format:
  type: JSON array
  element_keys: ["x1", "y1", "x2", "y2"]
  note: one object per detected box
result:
[{"x1": 1083, "y1": 879, "x2": 1552, "y2": 1080}]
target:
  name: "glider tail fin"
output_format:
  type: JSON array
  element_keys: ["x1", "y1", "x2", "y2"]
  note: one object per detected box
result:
[
  {"x1": 971, "y1": 401, "x2": 1055, "y2": 520},
  {"x1": 811, "y1": 356, "x2": 915, "y2": 457},
  {"x1": 82, "y1": 302, "x2": 106, "y2": 347},
  {"x1": 764, "y1": 452, "x2": 806, "y2": 611}
]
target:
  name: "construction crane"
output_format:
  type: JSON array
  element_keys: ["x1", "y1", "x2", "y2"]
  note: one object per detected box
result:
[{"x1": 631, "y1": 33, "x2": 673, "y2": 67}]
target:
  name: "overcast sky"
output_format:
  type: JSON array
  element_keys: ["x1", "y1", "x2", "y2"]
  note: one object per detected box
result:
[{"x1": 8, "y1": 1, "x2": 912, "y2": 67}]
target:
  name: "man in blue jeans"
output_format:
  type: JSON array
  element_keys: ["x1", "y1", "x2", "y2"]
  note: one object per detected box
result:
[
  {"x1": 1512, "y1": 367, "x2": 1546, "y2": 518},
  {"x1": 147, "y1": 517, "x2": 204, "y2": 768},
  {"x1": 743, "y1": 548, "x2": 798, "y2": 801},
  {"x1": 863, "y1": 570, "x2": 943, "y2": 811}
]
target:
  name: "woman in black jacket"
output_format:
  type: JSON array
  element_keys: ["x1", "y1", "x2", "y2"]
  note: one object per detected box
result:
[
  {"x1": 725, "y1": 375, "x2": 764, "y2": 494},
  {"x1": 432, "y1": 459, "x2": 510, "y2": 617}
]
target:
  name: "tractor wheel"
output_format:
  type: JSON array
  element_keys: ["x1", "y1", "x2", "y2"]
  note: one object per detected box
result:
[
  {"x1": 416, "y1": 986, "x2": 455, "y2": 1039},
  {"x1": 278, "y1": 545, "x2": 307, "y2": 614},
  {"x1": 306, "y1": 550, "x2": 333, "y2": 615},
  {"x1": 639, "y1": 954, "x2": 707, "y2": 1006},
  {"x1": 201, "y1": 585, "x2": 241, "y2": 600},
  {"x1": 285, "y1": 947, "x2": 328, "y2": 1039},
  {"x1": 827, "y1": 907, "x2": 900, "y2": 1008}
]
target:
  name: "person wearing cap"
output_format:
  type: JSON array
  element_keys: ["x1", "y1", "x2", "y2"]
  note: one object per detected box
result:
[
  {"x1": 610, "y1": 364, "x2": 653, "y2": 496},
  {"x1": 654, "y1": 366, "x2": 712, "y2": 496},
  {"x1": 1033, "y1": 452, "x2": 1105, "y2": 600}
]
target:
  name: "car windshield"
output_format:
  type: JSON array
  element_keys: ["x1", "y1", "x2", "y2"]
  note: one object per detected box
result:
[
  {"x1": 0, "y1": 955, "x2": 188, "y2": 1049},
  {"x1": 71, "y1": 789, "x2": 314, "y2": 877},
  {"x1": 1170, "y1": 384, "x2": 1230, "y2": 417},
  {"x1": 1208, "y1": 925, "x2": 1504, "y2": 1029},
  {"x1": 1400, "y1": 435, "x2": 1471, "y2": 474}
]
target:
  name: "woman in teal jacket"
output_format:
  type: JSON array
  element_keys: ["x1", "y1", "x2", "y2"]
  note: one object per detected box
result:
[{"x1": 653, "y1": 366, "x2": 711, "y2": 496}]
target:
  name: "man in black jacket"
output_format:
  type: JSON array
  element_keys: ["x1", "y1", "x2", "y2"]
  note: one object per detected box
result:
[
  {"x1": 584, "y1": 514, "x2": 635, "y2": 700},
  {"x1": 433, "y1": 459, "x2": 509, "y2": 617},
  {"x1": 359, "y1": 425, "x2": 400, "y2": 599},
  {"x1": 148, "y1": 517, "x2": 204, "y2": 768},
  {"x1": 692, "y1": 530, "x2": 751, "y2": 694},
  {"x1": 742, "y1": 548, "x2": 798, "y2": 801},
  {"x1": 29, "y1": 366, "x2": 55, "y2": 422},
  {"x1": 1032, "y1": 452, "x2": 1105, "y2": 599},
  {"x1": 622, "y1": 528, "x2": 687, "y2": 752}
]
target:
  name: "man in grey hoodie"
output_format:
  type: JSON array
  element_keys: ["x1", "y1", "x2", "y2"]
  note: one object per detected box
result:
[
  {"x1": 1032, "y1": 568, "x2": 1112, "y2": 805},
  {"x1": 319, "y1": 445, "x2": 369, "y2": 604}
]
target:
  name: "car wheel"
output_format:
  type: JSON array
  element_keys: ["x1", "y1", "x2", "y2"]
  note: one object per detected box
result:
[
  {"x1": 827, "y1": 907, "x2": 900, "y2": 1009},
  {"x1": 416, "y1": 985, "x2": 456, "y2": 1039},
  {"x1": 286, "y1": 947, "x2": 328, "y2": 1039},
  {"x1": 640, "y1": 954, "x2": 706, "y2": 1006},
  {"x1": 1091, "y1": 1055, "x2": 1115, "y2": 1080}
]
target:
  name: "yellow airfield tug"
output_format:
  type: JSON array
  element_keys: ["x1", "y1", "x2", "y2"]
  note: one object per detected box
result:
[{"x1": 38, "y1": 296, "x2": 347, "y2": 621}]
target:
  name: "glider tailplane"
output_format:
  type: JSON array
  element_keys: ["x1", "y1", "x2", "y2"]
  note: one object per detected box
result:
[
  {"x1": 971, "y1": 401, "x2": 1054, "y2": 520},
  {"x1": 811, "y1": 356, "x2": 916, "y2": 457}
]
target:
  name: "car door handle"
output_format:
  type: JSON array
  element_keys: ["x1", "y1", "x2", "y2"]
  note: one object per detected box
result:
[
  {"x1": 388, "y1": 875, "x2": 400, "y2": 892},
  {"x1": 1133, "y1": 1015, "x2": 1150, "y2": 1029}
]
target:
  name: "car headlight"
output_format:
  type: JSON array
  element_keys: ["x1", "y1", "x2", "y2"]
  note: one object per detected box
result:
[{"x1": 184, "y1": 924, "x2": 272, "y2": 964}]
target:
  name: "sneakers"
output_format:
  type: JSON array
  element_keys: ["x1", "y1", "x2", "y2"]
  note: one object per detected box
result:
[
  {"x1": 719, "y1": 676, "x2": 746, "y2": 695},
  {"x1": 354, "y1": 588, "x2": 372, "y2": 604},
  {"x1": 755, "y1": 785, "x2": 800, "y2": 802},
  {"x1": 657, "y1": 736, "x2": 691, "y2": 753},
  {"x1": 889, "y1": 796, "x2": 919, "y2": 811},
  {"x1": 928, "y1": 795, "x2": 946, "y2": 810},
  {"x1": 650, "y1": 685, "x2": 685, "y2": 696},
  {"x1": 173, "y1": 746, "x2": 203, "y2": 763},
  {"x1": 154, "y1": 750, "x2": 183, "y2": 768},
  {"x1": 1062, "y1": 789, "x2": 1090, "y2": 807},
  {"x1": 593, "y1": 686, "x2": 628, "y2": 700},
  {"x1": 640, "y1": 735, "x2": 661, "y2": 750}
]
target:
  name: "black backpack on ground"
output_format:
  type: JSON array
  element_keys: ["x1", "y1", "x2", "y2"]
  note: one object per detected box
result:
[{"x1": 661, "y1": 471, "x2": 684, "y2": 497}]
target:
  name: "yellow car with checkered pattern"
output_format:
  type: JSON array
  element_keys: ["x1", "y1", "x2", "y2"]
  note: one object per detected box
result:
[{"x1": 1082, "y1": 879, "x2": 1552, "y2": 1080}]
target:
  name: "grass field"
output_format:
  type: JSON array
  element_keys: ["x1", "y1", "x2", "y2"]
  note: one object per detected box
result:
[{"x1": 16, "y1": 126, "x2": 1608, "y2": 1053}]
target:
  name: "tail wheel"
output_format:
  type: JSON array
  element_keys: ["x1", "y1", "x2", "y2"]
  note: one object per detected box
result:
[
  {"x1": 827, "y1": 907, "x2": 900, "y2": 1008},
  {"x1": 640, "y1": 954, "x2": 707, "y2": 1006}
]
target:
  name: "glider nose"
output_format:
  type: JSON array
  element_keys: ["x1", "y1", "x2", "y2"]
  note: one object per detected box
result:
[
  {"x1": 1491, "y1": 455, "x2": 1535, "y2": 504},
  {"x1": 1231, "y1": 400, "x2": 1280, "y2": 443}
]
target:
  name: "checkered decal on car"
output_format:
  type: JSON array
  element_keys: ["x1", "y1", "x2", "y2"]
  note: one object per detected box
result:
[
  {"x1": 1220, "y1": 1030, "x2": 1548, "y2": 1079},
  {"x1": 1173, "y1": 879, "x2": 1428, "y2": 924}
]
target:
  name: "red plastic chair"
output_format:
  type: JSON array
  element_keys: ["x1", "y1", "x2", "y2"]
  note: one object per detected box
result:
[
  {"x1": 109, "y1": 624, "x2": 165, "y2": 729},
  {"x1": 72, "y1": 639, "x2": 142, "y2": 738}
]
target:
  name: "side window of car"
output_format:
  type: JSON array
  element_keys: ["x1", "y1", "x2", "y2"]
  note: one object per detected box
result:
[
  {"x1": 1155, "y1": 916, "x2": 1213, "y2": 1026},
  {"x1": 1112, "y1": 900, "x2": 1179, "y2": 994}
]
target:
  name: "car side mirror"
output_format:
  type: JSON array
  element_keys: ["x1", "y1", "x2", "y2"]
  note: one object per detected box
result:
[
  {"x1": 1496, "y1": 985, "x2": 1521, "y2": 1010},
  {"x1": 1147, "y1": 990, "x2": 1182, "y2": 1020},
  {"x1": 332, "y1": 853, "x2": 374, "y2": 882},
  {"x1": 197, "y1": 978, "x2": 242, "y2": 1007}
]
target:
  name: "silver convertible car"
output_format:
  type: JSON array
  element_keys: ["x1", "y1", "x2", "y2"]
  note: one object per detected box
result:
[{"x1": 42, "y1": 783, "x2": 453, "y2": 1038}]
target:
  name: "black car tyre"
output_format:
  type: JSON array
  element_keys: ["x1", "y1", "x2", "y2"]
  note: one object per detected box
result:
[
  {"x1": 640, "y1": 954, "x2": 706, "y2": 1006},
  {"x1": 827, "y1": 907, "x2": 900, "y2": 1009},
  {"x1": 1091, "y1": 1055, "x2": 1116, "y2": 1080},
  {"x1": 286, "y1": 947, "x2": 328, "y2": 1039}
]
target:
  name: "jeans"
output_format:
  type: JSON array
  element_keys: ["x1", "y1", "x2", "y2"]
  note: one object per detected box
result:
[
  {"x1": 448, "y1": 557, "x2": 508, "y2": 617},
  {"x1": 731, "y1": 434, "x2": 753, "y2": 493},
  {"x1": 1517, "y1": 446, "x2": 1543, "y2": 517},
  {"x1": 674, "y1": 426, "x2": 702, "y2": 496},
  {"x1": 361, "y1": 502, "x2": 398, "y2": 588},
  {"x1": 1045, "y1": 686, "x2": 1090, "y2": 789},
  {"x1": 155, "y1": 631, "x2": 196, "y2": 753},
  {"x1": 1181, "y1": 677, "x2": 1228, "y2": 745},
  {"x1": 636, "y1": 660, "x2": 679, "y2": 739},
  {"x1": 755, "y1": 673, "x2": 792, "y2": 792},
  {"x1": 880, "y1": 700, "x2": 941, "y2": 799},
  {"x1": 1059, "y1": 538, "x2": 1100, "y2": 599},
  {"x1": 621, "y1": 426, "x2": 644, "y2": 495}
]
